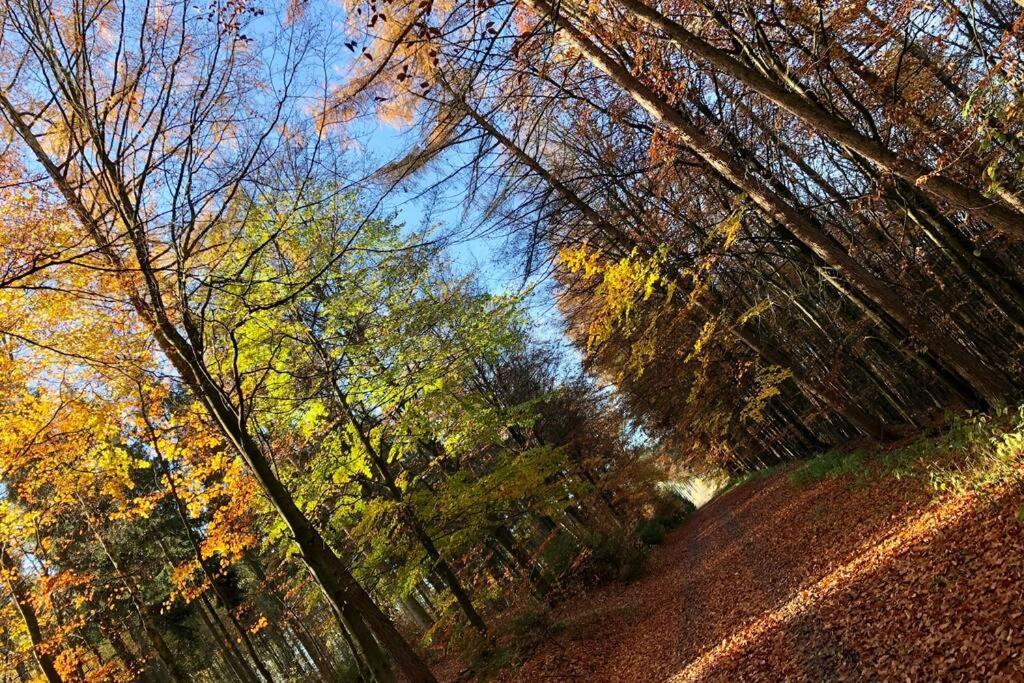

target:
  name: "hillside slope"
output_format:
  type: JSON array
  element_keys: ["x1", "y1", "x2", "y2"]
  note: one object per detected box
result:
[{"x1": 494, "y1": 462, "x2": 1024, "y2": 681}]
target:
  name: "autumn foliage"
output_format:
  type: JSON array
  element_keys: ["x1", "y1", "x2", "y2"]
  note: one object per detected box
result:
[{"x1": 0, "y1": 0, "x2": 1022, "y2": 680}]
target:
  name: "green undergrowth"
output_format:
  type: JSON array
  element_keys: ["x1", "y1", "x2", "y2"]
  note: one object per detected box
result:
[
  {"x1": 634, "y1": 491, "x2": 696, "y2": 547},
  {"x1": 719, "y1": 462, "x2": 789, "y2": 495},
  {"x1": 465, "y1": 607, "x2": 562, "y2": 681},
  {"x1": 790, "y1": 450, "x2": 869, "y2": 488},
  {"x1": 790, "y1": 404, "x2": 1024, "y2": 494},
  {"x1": 467, "y1": 491, "x2": 695, "y2": 679}
]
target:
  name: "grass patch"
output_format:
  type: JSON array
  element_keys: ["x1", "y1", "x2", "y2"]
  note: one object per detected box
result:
[
  {"x1": 719, "y1": 462, "x2": 789, "y2": 494},
  {"x1": 790, "y1": 449, "x2": 869, "y2": 487},
  {"x1": 789, "y1": 405, "x2": 1024, "y2": 493}
]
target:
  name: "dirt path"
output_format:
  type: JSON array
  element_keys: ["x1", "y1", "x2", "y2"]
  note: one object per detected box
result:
[{"x1": 494, "y1": 467, "x2": 1024, "y2": 682}]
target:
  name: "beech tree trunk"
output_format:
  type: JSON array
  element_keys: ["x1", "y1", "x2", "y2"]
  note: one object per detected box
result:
[
  {"x1": 0, "y1": 548, "x2": 63, "y2": 683},
  {"x1": 526, "y1": 0, "x2": 1014, "y2": 407},
  {"x1": 338, "y1": 389, "x2": 489, "y2": 637},
  {"x1": 608, "y1": 0, "x2": 1024, "y2": 238},
  {"x1": 244, "y1": 557, "x2": 342, "y2": 682},
  {"x1": 494, "y1": 526, "x2": 550, "y2": 597},
  {"x1": 305, "y1": 330, "x2": 489, "y2": 638},
  {"x1": 147, "y1": 434, "x2": 275, "y2": 683},
  {"x1": 401, "y1": 594, "x2": 434, "y2": 631},
  {"x1": 0, "y1": 93, "x2": 437, "y2": 683},
  {"x1": 197, "y1": 596, "x2": 257, "y2": 683}
]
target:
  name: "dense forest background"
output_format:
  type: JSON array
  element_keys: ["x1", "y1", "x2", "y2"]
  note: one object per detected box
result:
[{"x1": 0, "y1": 0, "x2": 1021, "y2": 680}]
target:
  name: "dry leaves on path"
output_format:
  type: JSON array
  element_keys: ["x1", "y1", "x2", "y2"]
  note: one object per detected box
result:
[{"x1": 491, "y1": 466, "x2": 1024, "y2": 682}]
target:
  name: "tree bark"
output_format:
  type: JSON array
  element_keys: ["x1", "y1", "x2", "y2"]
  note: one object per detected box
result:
[
  {"x1": 148, "y1": 440, "x2": 274, "y2": 683},
  {"x1": 494, "y1": 526, "x2": 550, "y2": 597},
  {"x1": 0, "y1": 91, "x2": 437, "y2": 683},
  {"x1": 305, "y1": 330, "x2": 489, "y2": 638},
  {"x1": 525, "y1": 0, "x2": 1014, "y2": 407},
  {"x1": 0, "y1": 547, "x2": 63, "y2": 683},
  {"x1": 607, "y1": 0, "x2": 1024, "y2": 238},
  {"x1": 197, "y1": 595, "x2": 255, "y2": 683},
  {"x1": 337, "y1": 388, "x2": 488, "y2": 637},
  {"x1": 77, "y1": 508, "x2": 189, "y2": 683}
]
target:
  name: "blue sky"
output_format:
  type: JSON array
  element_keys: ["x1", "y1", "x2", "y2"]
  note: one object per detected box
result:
[{"x1": 351, "y1": 119, "x2": 578, "y2": 359}]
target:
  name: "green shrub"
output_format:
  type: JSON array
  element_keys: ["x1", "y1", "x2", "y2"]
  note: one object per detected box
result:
[
  {"x1": 651, "y1": 491, "x2": 695, "y2": 529},
  {"x1": 789, "y1": 404, "x2": 1024, "y2": 493},
  {"x1": 570, "y1": 532, "x2": 647, "y2": 585},
  {"x1": 636, "y1": 519, "x2": 666, "y2": 545},
  {"x1": 538, "y1": 531, "x2": 579, "y2": 578},
  {"x1": 509, "y1": 607, "x2": 549, "y2": 637},
  {"x1": 791, "y1": 449, "x2": 867, "y2": 487},
  {"x1": 922, "y1": 407, "x2": 1024, "y2": 493}
]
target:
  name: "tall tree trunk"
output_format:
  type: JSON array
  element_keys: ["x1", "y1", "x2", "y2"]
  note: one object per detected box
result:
[
  {"x1": 0, "y1": 94, "x2": 436, "y2": 683},
  {"x1": 288, "y1": 617, "x2": 341, "y2": 681},
  {"x1": 304, "y1": 331, "x2": 489, "y2": 638},
  {"x1": 494, "y1": 526, "x2": 550, "y2": 597},
  {"x1": 0, "y1": 547, "x2": 63, "y2": 683},
  {"x1": 163, "y1": 349, "x2": 421, "y2": 683},
  {"x1": 145, "y1": 433, "x2": 275, "y2": 683},
  {"x1": 243, "y1": 556, "x2": 343, "y2": 682},
  {"x1": 416, "y1": 584, "x2": 440, "y2": 621},
  {"x1": 693, "y1": 87, "x2": 1003, "y2": 408},
  {"x1": 401, "y1": 594, "x2": 434, "y2": 631},
  {"x1": 339, "y1": 613, "x2": 386, "y2": 683},
  {"x1": 105, "y1": 625, "x2": 141, "y2": 681},
  {"x1": 605, "y1": 0, "x2": 1024, "y2": 237},
  {"x1": 197, "y1": 595, "x2": 255, "y2": 683},
  {"x1": 525, "y1": 0, "x2": 1014, "y2": 407},
  {"x1": 335, "y1": 385, "x2": 488, "y2": 637},
  {"x1": 76, "y1": 506, "x2": 189, "y2": 683},
  {"x1": 717, "y1": 78, "x2": 1024, "y2": 338}
]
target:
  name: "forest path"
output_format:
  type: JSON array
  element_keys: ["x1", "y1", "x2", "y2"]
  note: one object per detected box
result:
[{"x1": 494, "y1": 465, "x2": 1024, "y2": 681}]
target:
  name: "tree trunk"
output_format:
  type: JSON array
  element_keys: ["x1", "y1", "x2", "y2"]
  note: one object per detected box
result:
[
  {"x1": 401, "y1": 594, "x2": 434, "y2": 632},
  {"x1": 244, "y1": 556, "x2": 343, "y2": 682},
  {"x1": 340, "y1": 612, "x2": 391, "y2": 683},
  {"x1": 452, "y1": 80, "x2": 896, "y2": 436},
  {"x1": 148, "y1": 441, "x2": 275, "y2": 683},
  {"x1": 311, "y1": 336, "x2": 489, "y2": 638},
  {"x1": 197, "y1": 595, "x2": 254, "y2": 683},
  {"x1": 526, "y1": 0, "x2": 1014, "y2": 407},
  {"x1": 74, "y1": 503, "x2": 189, "y2": 683},
  {"x1": 606, "y1": 0, "x2": 1024, "y2": 238},
  {"x1": 105, "y1": 626, "x2": 142, "y2": 681},
  {"x1": 494, "y1": 526, "x2": 550, "y2": 597},
  {"x1": 288, "y1": 617, "x2": 342, "y2": 681},
  {"x1": 0, "y1": 547, "x2": 63, "y2": 683}
]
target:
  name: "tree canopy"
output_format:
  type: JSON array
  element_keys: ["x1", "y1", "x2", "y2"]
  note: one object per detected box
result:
[{"x1": 0, "y1": 0, "x2": 1021, "y2": 679}]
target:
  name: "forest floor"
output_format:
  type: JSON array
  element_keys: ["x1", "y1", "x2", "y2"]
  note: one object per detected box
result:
[{"x1": 483, "y1": 454, "x2": 1024, "y2": 681}]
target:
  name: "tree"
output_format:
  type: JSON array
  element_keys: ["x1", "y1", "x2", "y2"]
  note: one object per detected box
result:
[{"x1": 0, "y1": 0, "x2": 435, "y2": 678}]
